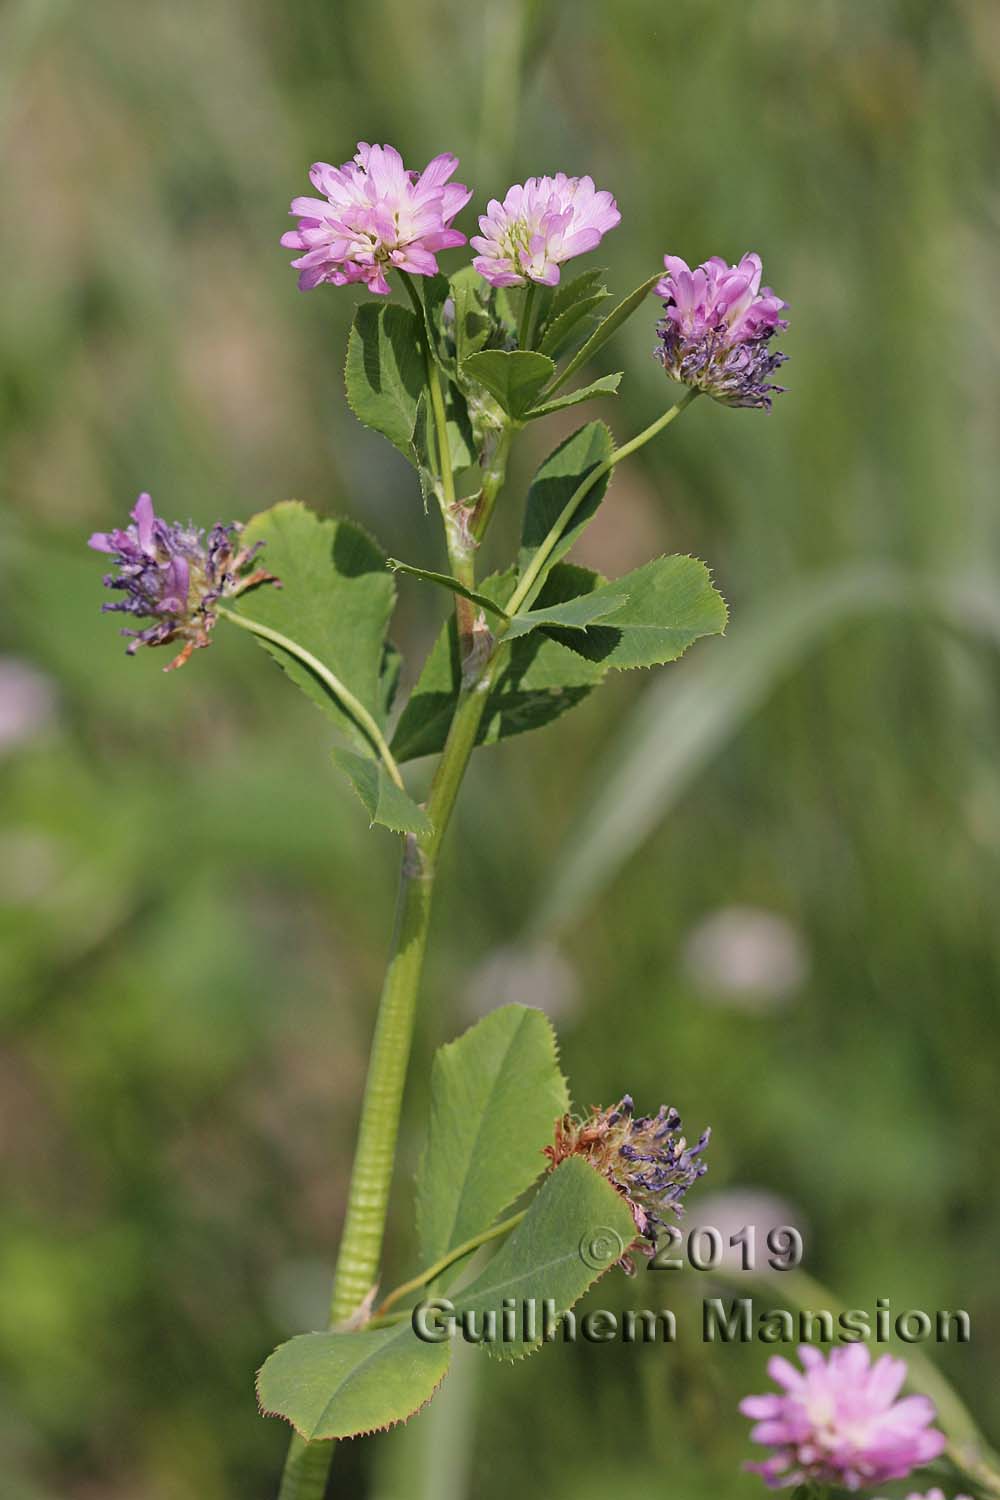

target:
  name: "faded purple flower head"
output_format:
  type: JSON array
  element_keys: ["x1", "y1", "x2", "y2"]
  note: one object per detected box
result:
[
  {"x1": 655, "y1": 252, "x2": 789, "y2": 409},
  {"x1": 740, "y1": 1344, "x2": 947, "y2": 1490},
  {"x1": 546, "y1": 1095, "x2": 709, "y2": 1253},
  {"x1": 89, "y1": 493, "x2": 276, "y2": 670},
  {"x1": 471, "y1": 173, "x2": 620, "y2": 289},
  {"x1": 282, "y1": 142, "x2": 471, "y2": 295}
]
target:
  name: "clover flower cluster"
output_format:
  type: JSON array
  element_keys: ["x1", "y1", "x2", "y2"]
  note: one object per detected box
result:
[
  {"x1": 281, "y1": 140, "x2": 788, "y2": 411},
  {"x1": 740, "y1": 1344, "x2": 947, "y2": 1490},
  {"x1": 88, "y1": 493, "x2": 275, "y2": 670},
  {"x1": 546, "y1": 1094, "x2": 710, "y2": 1248},
  {"x1": 470, "y1": 173, "x2": 621, "y2": 288},
  {"x1": 654, "y1": 252, "x2": 789, "y2": 409}
]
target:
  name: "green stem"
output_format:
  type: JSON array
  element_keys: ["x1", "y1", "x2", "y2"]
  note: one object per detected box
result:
[
  {"x1": 505, "y1": 388, "x2": 699, "y2": 618},
  {"x1": 518, "y1": 281, "x2": 539, "y2": 350},
  {"x1": 218, "y1": 606, "x2": 405, "y2": 790},
  {"x1": 375, "y1": 1206, "x2": 528, "y2": 1319},
  {"x1": 276, "y1": 378, "x2": 700, "y2": 1500},
  {"x1": 471, "y1": 422, "x2": 513, "y2": 542},
  {"x1": 399, "y1": 270, "x2": 477, "y2": 658}
]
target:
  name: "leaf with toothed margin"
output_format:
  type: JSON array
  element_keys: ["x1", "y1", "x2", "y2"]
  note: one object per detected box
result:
[
  {"x1": 387, "y1": 559, "x2": 510, "y2": 620},
  {"x1": 460, "y1": 350, "x2": 556, "y2": 420},
  {"x1": 257, "y1": 1320, "x2": 451, "y2": 1441},
  {"x1": 519, "y1": 421, "x2": 615, "y2": 576},
  {"x1": 331, "y1": 749, "x2": 432, "y2": 838},
  {"x1": 345, "y1": 303, "x2": 426, "y2": 464},
  {"x1": 523, "y1": 372, "x2": 622, "y2": 419},
  {"x1": 451, "y1": 1157, "x2": 637, "y2": 1361},
  {"x1": 389, "y1": 565, "x2": 609, "y2": 762},
  {"x1": 552, "y1": 272, "x2": 662, "y2": 393},
  {"x1": 235, "y1": 502, "x2": 397, "y2": 752},
  {"x1": 537, "y1": 271, "x2": 612, "y2": 359},
  {"x1": 543, "y1": 555, "x2": 728, "y2": 670},
  {"x1": 416, "y1": 1004, "x2": 569, "y2": 1268}
]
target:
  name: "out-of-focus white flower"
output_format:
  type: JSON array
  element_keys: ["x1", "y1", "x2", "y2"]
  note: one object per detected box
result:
[
  {"x1": 687, "y1": 1188, "x2": 807, "y2": 1274},
  {"x1": 461, "y1": 940, "x2": 580, "y2": 1023},
  {"x1": 682, "y1": 905, "x2": 809, "y2": 1011},
  {"x1": 0, "y1": 659, "x2": 57, "y2": 753}
]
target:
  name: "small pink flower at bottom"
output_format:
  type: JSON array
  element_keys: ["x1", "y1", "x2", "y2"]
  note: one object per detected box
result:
[
  {"x1": 282, "y1": 142, "x2": 471, "y2": 295},
  {"x1": 740, "y1": 1344, "x2": 946, "y2": 1490},
  {"x1": 890, "y1": 1490, "x2": 972, "y2": 1500},
  {"x1": 471, "y1": 173, "x2": 620, "y2": 289}
]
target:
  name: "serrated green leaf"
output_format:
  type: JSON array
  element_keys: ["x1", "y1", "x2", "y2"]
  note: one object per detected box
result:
[
  {"x1": 390, "y1": 566, "x2": 607, "y2": 762},
  {"x1": 519, "y1": 422, "x2": 615, "y2": 574},
  {"x1": 503, "y1": 577, "x2": 632, "y2": 640},
  {"x1": 257, "y1": 1321, "x2": 450, "y2": 1441},
  {"x1": 452, "y1": 1157, "x2": 637, "y2": 1361},
  {"x1": 449, "y1": 266, "x2": 493, "y2": 364},
  {"x1": 461, "y1": 350, "x2": 556, "y2": 419},
  {"x1": 387, "y1": 559, "x2": 510, "y2": 620},
  {"x1": 540, "y1": 267, "x2": 607, "y2": 329},
  {"x1": 550, "y1": 272, "x2": 662, "y2": 394},
  {"x1": 537, "y1": 269, "x2": 611, "y2": 359},
  {"x1": 331, "y1": 748, "x2": 432, "y2": 838},
  {"x1": 345, "y1": 303, "x2": 425, "y2": 463},
  {"x1": 416, "y1": 1005, "x2": 569, "y2": 1267},
  {"x1": 524, "y1": 372, "x2": 622, "y2": 419},
  {"x1": 236, "y1": 503, "x2": 396, "y2": 748},
  {"x1": 549, "y1": 555, "x2": 728, "y2": 669}
]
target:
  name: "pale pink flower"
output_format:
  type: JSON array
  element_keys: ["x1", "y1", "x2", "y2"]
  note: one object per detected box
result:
[
  {"x1": 892, "y1": 1491, "x2": 972, "y2": 1500},
  {"x1": 740, "y1": 1344, "x2": 947, "y2": 1490},
  {"x1": 471, "y1": 173, "x2": 620, "y2": 288},
  {"x1": 282, "y1": 142, "x2": 471, "y2": 295}
]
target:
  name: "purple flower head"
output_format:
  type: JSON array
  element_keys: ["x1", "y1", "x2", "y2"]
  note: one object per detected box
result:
[
  {"x1": 654, "y1": 252, "x2": 789, "y2": 410},
  {"x1": 471, "y1": 173, "x2": 620, "y2": 289},
  {"x1": 545, "y1": 1096, "x2": 709, "y2": 1257},
  {"x1": 282, "y1": 142, "x2": 472, "y2": 295},
  {"x1": 740, "y1": 1345, "x2": 947, "y2": 1490},
  {"x1": 89, "y1": 493, "x2": 277, "y2": 670}
]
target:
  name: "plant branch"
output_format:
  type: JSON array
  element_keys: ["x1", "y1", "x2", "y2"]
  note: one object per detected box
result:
[
  {"x1": 505, "y1": 387, "x2": 699, "y2": 618},
  {"x1": 374, "y1": 1206, "x2": 529, "y2": 1320},
  {"x1": 218, "y1": 606, "x2": 405, "y2": 790}
]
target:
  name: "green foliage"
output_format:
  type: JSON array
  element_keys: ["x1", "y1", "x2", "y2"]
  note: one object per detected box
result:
[
  {"x1": 257, "y1": 1321, "x2": 450, "y2": 1441},
  {"x1": 331, "y1": 749, "x2": 432, "y2": 839},
  {"x1": 387, "y1": 559, "x2": 511, "y2": 620},
  {"x1": 553, "y1": 272, "x2": 662, "y2": 392},
  {"x1": 519, "y1": 422, "x2": 615, "y2": 572},
  {"x1": 461, "y1": 350, "x2": 556, "y2": 420},
  {"x1": 550, "y1": 555, "x2": 728, "y2": 669},
  {"x1": 415, "y1": 1004, "x2": 569, "y2": 1266},
  {"x1": 390, "y1": 566, "x2": 608, "y2": 761},
  {"x1": 453, "y1": 1158, "x2": 637, "y2": 1361},
  {"x1": 448, "y1": 267, "x2": 493, "y2": 366},
  {"x1": 524, "y1": 371, "x2": 622, "y2": 419},
  {"x1": 345, "y1": 303, "x2": 426, "y2": 464},
  {"x1": 237, "y1": 502, "x2": 397, "y2": 749},
  {"x1": 537, "y1": 269, "x2": 612, "y2": 358}
]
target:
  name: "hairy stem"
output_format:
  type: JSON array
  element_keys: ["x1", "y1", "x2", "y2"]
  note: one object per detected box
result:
[
  {"x1": 218, "y1": 607, "x2": 404, "y2": 789},
  {"x1": 471, "y1": 422, "x2": 513, "y2": 542},
  {"x1": 518, "y1": 281, "x2": 538, "y2": 350}
]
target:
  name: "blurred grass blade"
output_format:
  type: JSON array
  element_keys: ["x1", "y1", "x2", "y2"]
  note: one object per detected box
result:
[{"x1": 532, "y1": 564, "x2": 1000, "y2": 937}]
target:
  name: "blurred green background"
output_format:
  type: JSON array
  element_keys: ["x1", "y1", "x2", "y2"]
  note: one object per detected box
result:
[{"x1": 2, "y1": 0, "x2": 999, "y2": 1496}]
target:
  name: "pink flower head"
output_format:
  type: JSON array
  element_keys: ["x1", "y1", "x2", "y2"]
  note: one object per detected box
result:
[
  {"x1": 740, "y1": 1345, "x2": 947, "y2": 1490},
  {"x1": 281, "y1": 142, "x2": 472, "y2": 295},
  {"x1": 893, "y1": 1491, "x2": 972, "y2": 1500},
  {"x1": 655, "y1": 251, "x2": 789, "y2": 409},
  {"x1": 471, "y1": 173, "x2": 620, "y2": 289}
]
